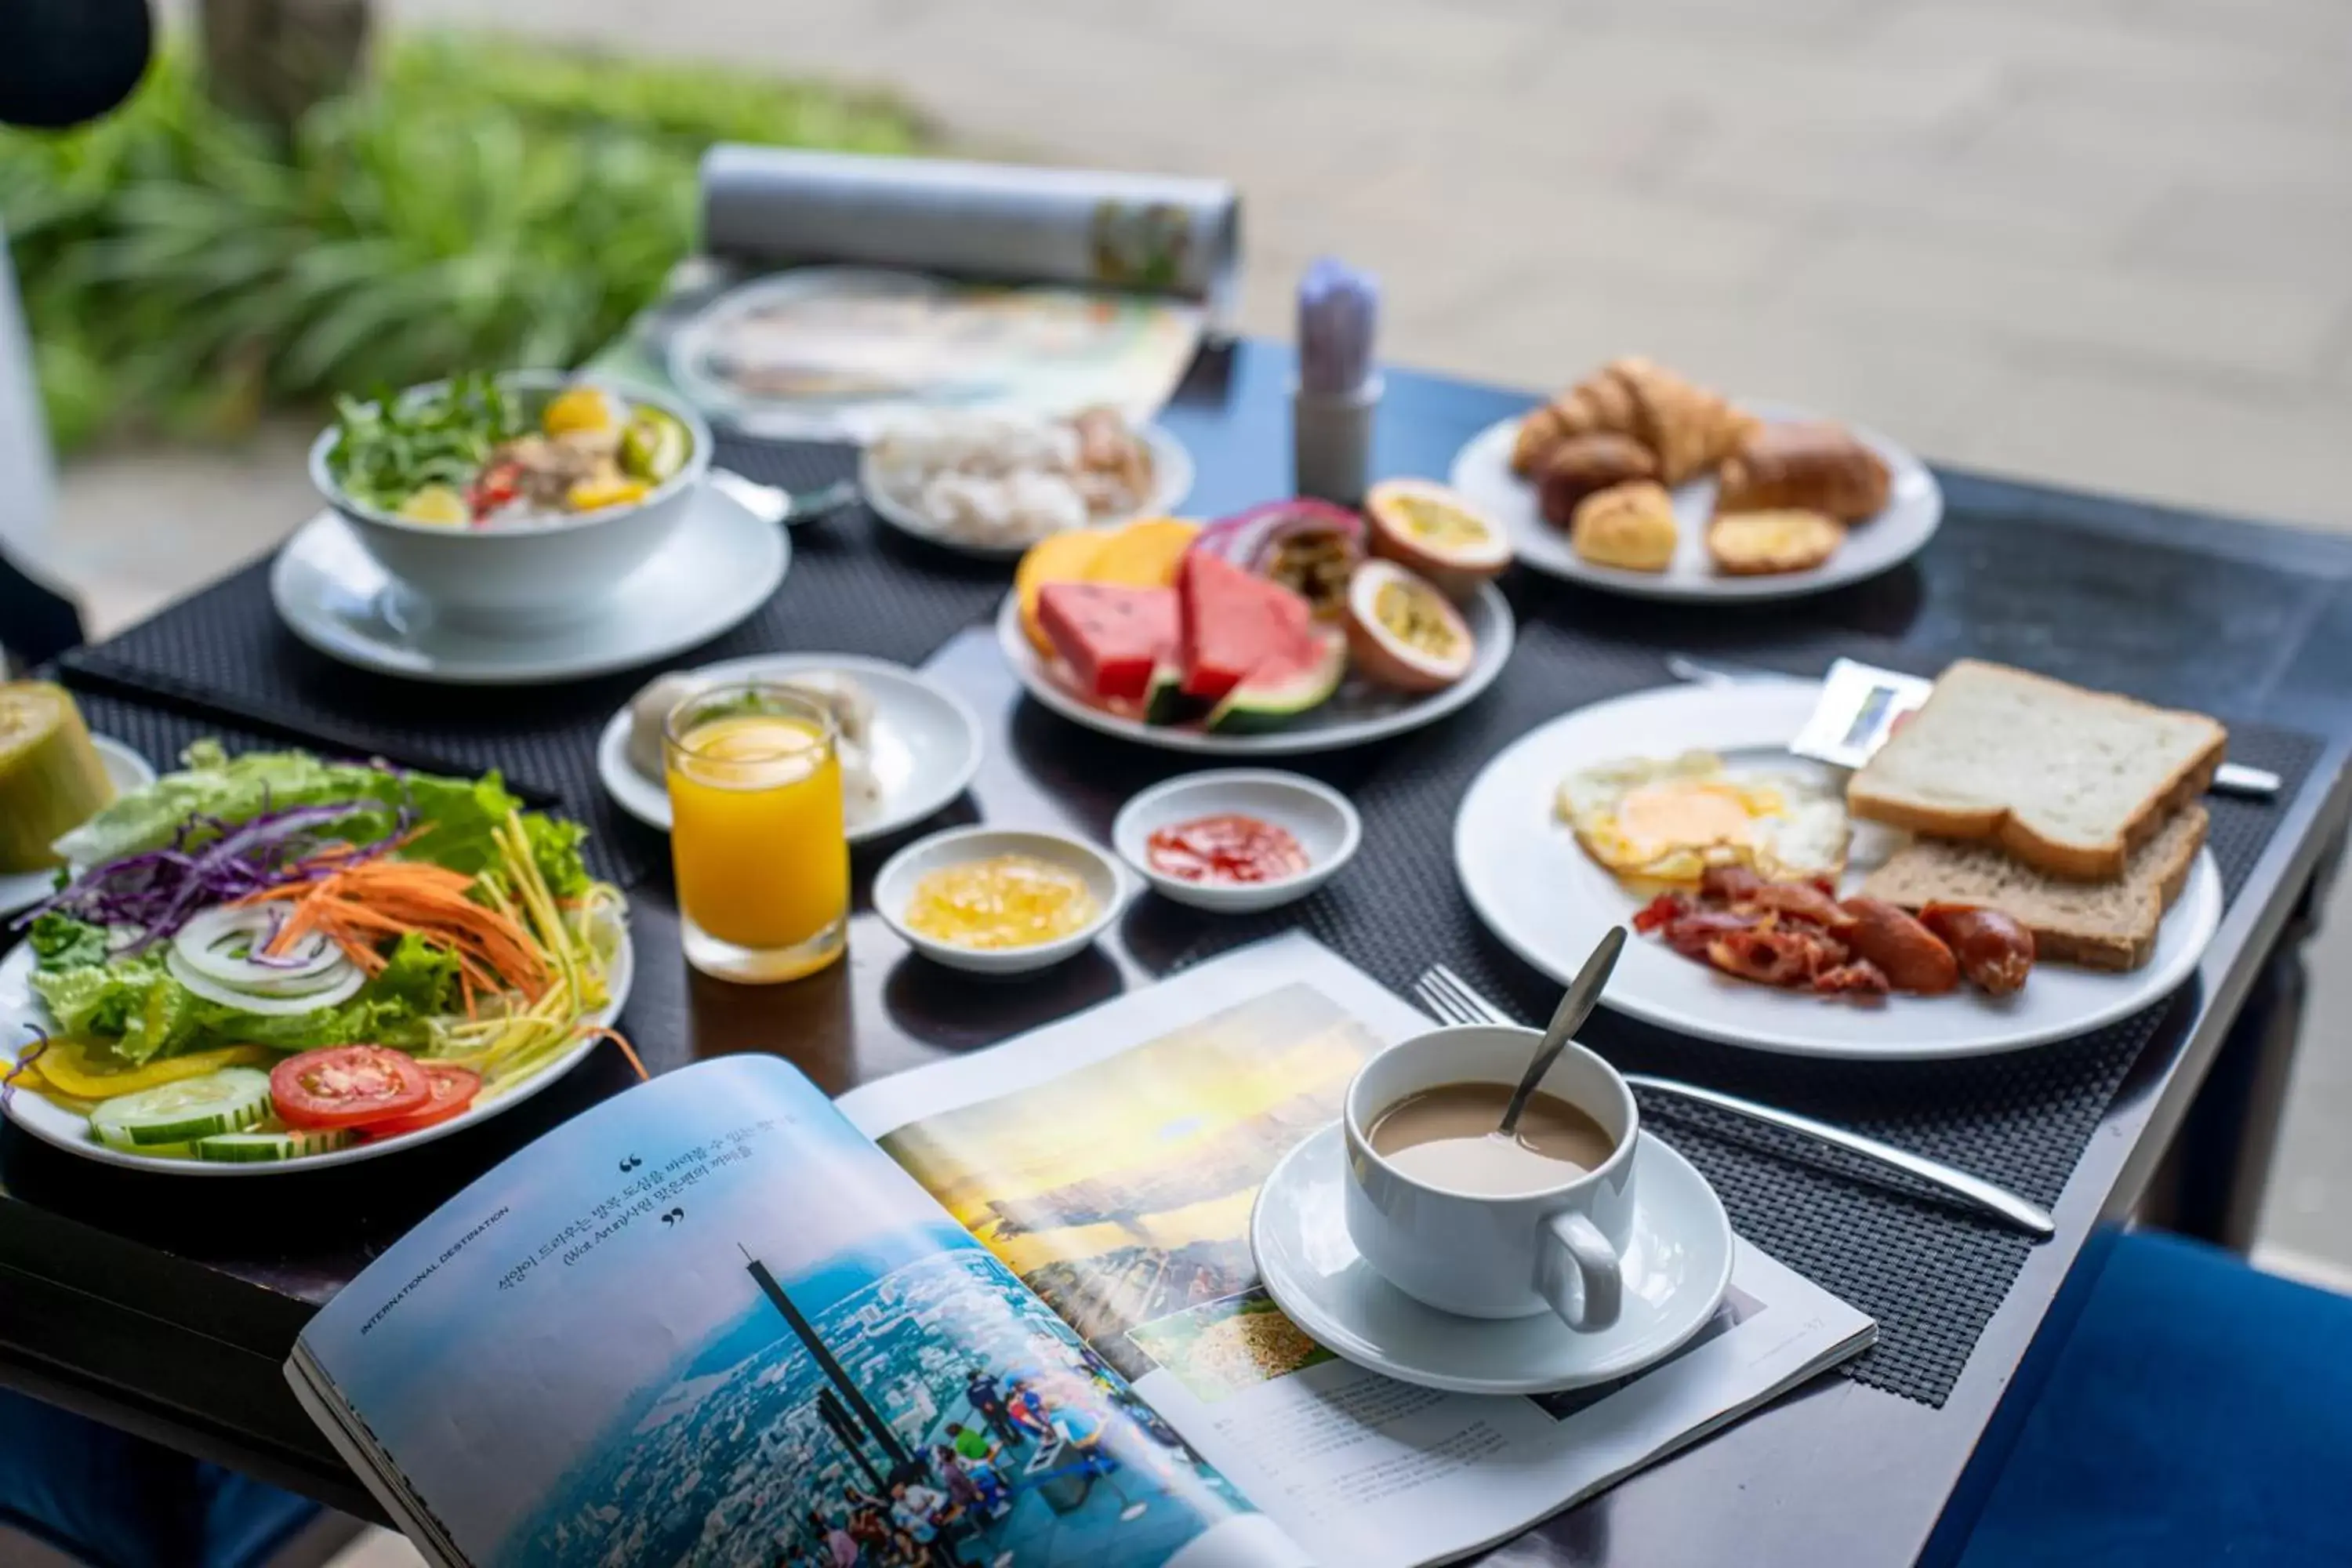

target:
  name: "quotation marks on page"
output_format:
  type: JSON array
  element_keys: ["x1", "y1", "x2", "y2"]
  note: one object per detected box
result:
[
  {"x1": 619, "y1": 1155, "x2": 643, "y2": 1172},
  {"x1": 660, "y1": 1208, "x2": 686, "y2": 1227}
]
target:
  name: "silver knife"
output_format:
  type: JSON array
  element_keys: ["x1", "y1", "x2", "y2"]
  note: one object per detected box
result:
[
  {"x1": 1667, "y1": 653, "x2": 2281, "y2": 800},
  {"x1": 708, "y1": 470, "x2": 858, "y2": 527}
]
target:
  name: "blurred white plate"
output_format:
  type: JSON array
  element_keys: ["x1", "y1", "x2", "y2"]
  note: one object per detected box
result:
[
  {"x1": 1448, "y1": 401, "x2": 1941, "y2": 602},
  {"x1": 859, "y1": 423, "x2": 1193, "y2": 561},
  {"x1": 1453, "y1": 681, "x2": 2220, "y2": 1059},
  {"x1": 0, "y1": 738, "x2": 158, "y2": 918},
  {"x1": 996, "y1": 584, "x2": 1514, "y2": 757},
  {"x1": 597, "y1": 653, "x2": 983, "y2": 845},
  {"x1": 270, "y1": 484, "x2": 786, "y2": 684}
]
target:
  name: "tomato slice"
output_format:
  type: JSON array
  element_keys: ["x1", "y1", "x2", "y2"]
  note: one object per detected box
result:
[
  {"x1": 363, "y1": 1064, "x2": 482, "y2": 1140},
  {"x1": 270, "y1": 1046, "x2": 431, "y2": 1130}
]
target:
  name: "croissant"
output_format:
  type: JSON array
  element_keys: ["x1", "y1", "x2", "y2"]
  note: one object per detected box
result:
[
  {"x1": 1715, "y1": 422, "x2": 1890, "y2": 522},
  {"x1": 1512, "y1": 358, "x2": 1754, "y2": 486}
]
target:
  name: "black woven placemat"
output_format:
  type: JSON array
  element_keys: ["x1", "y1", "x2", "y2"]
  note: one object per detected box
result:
[
  {"x1": 1171, "y1": 609, "x2": 2323, "y2": 1407},
  {"x1": 60, "y1": 436, "x2": 1006, "y2": 886}
]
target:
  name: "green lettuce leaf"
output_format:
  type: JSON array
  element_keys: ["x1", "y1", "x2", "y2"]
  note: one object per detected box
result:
[
  {"x1": 520, "y1": 812, "x2": 591, "y2": 898},
  {"x1": 27, "y1": 913, "x2": 107, "y2": 970},
  {"x1": 30, "y1": 955, "x2": 201, "y2": 1064},
  {"x1": 365, "y1": 933, "x2": 462, "y2": 1014},
  {"x1": 49, "y1": 742, "x2": 526, "y2": 870}
]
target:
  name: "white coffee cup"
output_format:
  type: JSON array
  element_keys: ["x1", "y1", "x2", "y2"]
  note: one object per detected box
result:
[{"x1": 1343, "y1": 1024, "x2": 1638, "y2": 1328}]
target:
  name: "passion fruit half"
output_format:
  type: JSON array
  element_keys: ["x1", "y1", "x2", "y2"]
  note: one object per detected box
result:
[
  {"x1": 1363, "y1": 478, "x2": 1510, "y2": 601},
  {"x1": 1345, "y1": 559, "x2": 1477, "y2": 695}
]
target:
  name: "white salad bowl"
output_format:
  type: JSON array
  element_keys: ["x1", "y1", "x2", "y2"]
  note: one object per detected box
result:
[
  {"x1": 1111, "y1": 768, "x2": 1360, "y2": 913},
  {"x1": 307, "y1": 370, "x2": 713, "y2": 625},
  {"x1": 873, "y1": 826, "x2": 1127, "y2": 977}
]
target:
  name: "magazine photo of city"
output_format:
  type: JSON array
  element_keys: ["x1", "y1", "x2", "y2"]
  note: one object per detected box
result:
[
  {"x1": 877, "y1": 983, "x2": 1384, "y2": 1383},
  {"x1": 506, "y1": 1242, "x2": 1253, "y2": 1567},
  {"x1": 299, "y1": 1059, "x2": 1269, "y2": 1568}
]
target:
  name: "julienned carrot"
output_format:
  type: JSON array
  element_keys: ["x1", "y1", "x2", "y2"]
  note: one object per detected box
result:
[{"x1": 230, "y1": 858, "x2": 550, "y2": 1003}]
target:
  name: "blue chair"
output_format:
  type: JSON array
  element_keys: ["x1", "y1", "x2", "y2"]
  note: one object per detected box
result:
[
  {"x1": 1960, "y1": 1230, "x2": 2352, "y2": 1566},
  {"x1": 0, "y1": 1388, "x2": 321, "y2": 1568}
]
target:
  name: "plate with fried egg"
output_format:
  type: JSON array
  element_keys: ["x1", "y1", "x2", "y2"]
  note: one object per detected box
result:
[{"x1": 1451, "y1": 681, "x2": 2220, "y2": 1058}]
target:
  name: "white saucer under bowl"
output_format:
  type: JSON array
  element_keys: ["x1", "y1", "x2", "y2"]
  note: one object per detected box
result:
[
  {"x1": 1251, "y1": 1122, "x2": 1733, "y2": 1395},
  {"x1": 597, "y1": 652, "x2": 984, "y2": 846},
  {"x1": 0, "y1": 737, "x2": 158, "y2": 918},
  {"x1": 270, "y1": 481, "x2": 788, "y2": 684}
]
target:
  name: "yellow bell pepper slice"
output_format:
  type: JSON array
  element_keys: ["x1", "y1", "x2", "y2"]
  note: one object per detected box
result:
[{"x1": 24, "y1": 1039, "x2": 272, "y2": 1101}]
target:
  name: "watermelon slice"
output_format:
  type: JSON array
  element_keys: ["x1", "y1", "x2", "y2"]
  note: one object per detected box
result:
[
  {"x1": 1037, "y1": 583, "x2": 1177, "y2": 704},
  {"x1": 1176, "y1": 551, "x2": 1321, "y2": 703}
]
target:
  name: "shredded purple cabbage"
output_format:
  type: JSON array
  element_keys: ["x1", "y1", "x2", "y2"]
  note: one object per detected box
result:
[{"x1": 13, "y1": 800, "x2": 408, "y2": 951}]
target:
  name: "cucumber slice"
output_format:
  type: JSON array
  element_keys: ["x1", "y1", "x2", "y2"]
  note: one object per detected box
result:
[
  {"x1": 87, "y1": 1067, "x2": 270, "y2": 1148},
  {"x1": 91, "y1": 1124, "x2": 194, "y2": 1158},
  {"x1": 192, "y1": 1127, "x2": 358, "y2": 1163}
]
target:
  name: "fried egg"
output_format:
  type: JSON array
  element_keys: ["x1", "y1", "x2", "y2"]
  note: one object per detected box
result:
[{"x1": 1555, "y1": 750, "x2": 1850, "y2": 884}]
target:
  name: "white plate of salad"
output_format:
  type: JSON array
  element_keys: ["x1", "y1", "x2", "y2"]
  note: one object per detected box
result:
[{"x1": 0, "y1": 744, "x2": 633, "y2": 1174}]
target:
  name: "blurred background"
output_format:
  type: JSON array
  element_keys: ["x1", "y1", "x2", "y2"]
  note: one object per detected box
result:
[{"x1": 5, "y1": 0, "x2": 2348, "y2": 1289}]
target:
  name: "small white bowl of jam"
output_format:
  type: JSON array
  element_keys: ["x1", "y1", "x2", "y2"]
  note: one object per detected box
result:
[
  {"x1": 1112, "y1": 769, "x2": 1361, "y2": 914},
  {"x1": 875, "y1": 826, "x2": 1127, "y2": 975}
]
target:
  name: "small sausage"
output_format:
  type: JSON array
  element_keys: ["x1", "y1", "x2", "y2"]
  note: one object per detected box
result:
[
  {"x1": 1919, "y1": 904, "x2": 2035, "y2": 996},
  {"x1": 1836, "y1": 898, "x2": 1960, "y2": 995}
]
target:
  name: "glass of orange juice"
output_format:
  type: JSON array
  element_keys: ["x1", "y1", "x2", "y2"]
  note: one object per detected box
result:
[{"x1": 663, "y1": 683, "x2": 849, "y2": 982}]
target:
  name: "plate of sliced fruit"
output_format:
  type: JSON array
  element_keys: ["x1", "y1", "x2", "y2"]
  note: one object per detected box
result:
[
  {"x1": 0, "y1": 743, "x2": 633, "y2": 1173},
  {"x1": 1000, "y1": 486, "x2": 1516, "y2": 756}
]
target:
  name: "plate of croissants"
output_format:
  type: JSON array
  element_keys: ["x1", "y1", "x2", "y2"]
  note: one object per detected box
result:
[{"x1": 1448, "y1": 356, "x2": 1943, "y2": 601}]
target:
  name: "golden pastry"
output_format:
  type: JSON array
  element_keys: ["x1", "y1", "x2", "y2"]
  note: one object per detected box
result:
[
  {"x1": 1512, "y1": 358, "x2": 1753, "y2": 485},
  {"x1": 1537, "y1": 433, "x2": 1657, "y2": 528},
  {"x1": 1706, "y1": 509, "x2": 1842, "y2": 575},
  {"x1": 1571, "y1": 481, "x2": 1678, "y2": 572},
  {"x1": 1716, "y1": 422, "x2": 1890, "y2": 521}
]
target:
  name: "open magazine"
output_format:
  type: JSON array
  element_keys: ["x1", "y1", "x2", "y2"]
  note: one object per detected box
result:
[{"x1": 288, "y1": 935, "x2": 1874, "y2": 1567}]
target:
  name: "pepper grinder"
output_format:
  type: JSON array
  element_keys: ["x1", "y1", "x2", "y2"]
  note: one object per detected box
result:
[{"x1": 1293, "y1": 257, "x2": 1381, "y2": 505}]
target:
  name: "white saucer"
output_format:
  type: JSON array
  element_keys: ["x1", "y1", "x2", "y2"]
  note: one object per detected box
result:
[
  {"x1": 0, "y1": 737, "x2": 158, "y2": 917},
  {"x1": 597, "y1": 652, "x2": 984, "y2": 845},
  {"x1": 270, "y1": 483, "x2": 789, "y2": 684},
  {"x1": 1250, "y1": 1123, "x2": 1734, "y2": 1395}
]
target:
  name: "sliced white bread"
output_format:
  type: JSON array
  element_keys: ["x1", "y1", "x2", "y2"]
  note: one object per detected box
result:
[
  {"x1": 1845, "y1": 659, "x2": 2226, "y2": 881},
  {"x1": 1859, "y1": 804, "x2": 2207, "y2": 971}
]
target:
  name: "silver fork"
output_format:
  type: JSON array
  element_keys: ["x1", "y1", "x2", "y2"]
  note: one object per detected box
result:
[{"x1": 1412, "y1": 964, "x2": 2056, "y2": 1239}]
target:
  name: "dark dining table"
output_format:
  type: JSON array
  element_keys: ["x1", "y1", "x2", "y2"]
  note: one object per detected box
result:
[{"x1": 5, "y1": 338, "x2": 2350, "y2": 1568}]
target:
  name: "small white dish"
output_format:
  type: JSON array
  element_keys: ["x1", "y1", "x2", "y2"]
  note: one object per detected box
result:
[
  {"x1": 0, "y1": 737, "x2": 159, "y2": 918},
  {"x1": 1448, "y1": 401, "x2": 1942, "y2": 604},
  {"x1": 859, "y1": 423, "x2": 1194, "y2": 561},
  {"x1": 0, "y1": 928, "x2": 633, "y2": 1176},
  {"x1": 1110, "y1": 769, "x2": 1360, "y2": 913},
  {"x1": 270, "y1": 481, "x2": 787, "y2": 685},
  {"x1": 1251, "y1": 1122, "x2": 1733, "y2": 1395},
  {"x1": 996, "y1": 584, "x2": 1515, "y2": 757},
  {"x1": 873, "y1": 826, "x2": 1127, "y2": 976},
  {"x1": 597, "y1": 653, "x2": 983, "y2": 846}
]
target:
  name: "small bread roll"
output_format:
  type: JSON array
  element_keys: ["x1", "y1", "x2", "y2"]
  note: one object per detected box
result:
[
  {"x1": 1571, "y1": 481, "x2": 1678, "y2": 572},
  {"x1": 1706, "y1": 509, "x2": 1842, "y2": 575},
  {"x1": 1537, "y1": 434, "x2": 1657, "y2": 528}
]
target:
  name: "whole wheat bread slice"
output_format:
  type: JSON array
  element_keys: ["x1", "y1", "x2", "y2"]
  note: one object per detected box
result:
[
  {"x1": 1846, "y1": 660, "x2": 2226, "y2": 880},
  {"x1": 1860, "y1": 804, "x2": 2207, "y2": 971}
]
